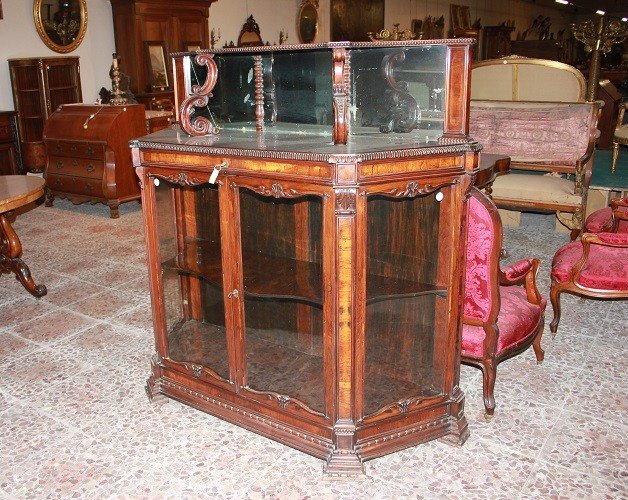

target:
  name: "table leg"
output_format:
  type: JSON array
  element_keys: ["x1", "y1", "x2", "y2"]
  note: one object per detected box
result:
[{"x1": 0, "y1": 212, "x2": 47, "y2": 297}]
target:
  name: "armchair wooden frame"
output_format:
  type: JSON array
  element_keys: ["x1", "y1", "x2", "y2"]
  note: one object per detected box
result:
[
  {"x1": 611, "y1": 102, "x2": 628, "y2": 173},
  {"x1": 462, "y1": 188, "x2": 545, "y2": 417}
]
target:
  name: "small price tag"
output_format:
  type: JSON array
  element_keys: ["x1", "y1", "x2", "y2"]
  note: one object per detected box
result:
[{"x1": 209, "y1": 164, "x2": 222, "y2": 184}]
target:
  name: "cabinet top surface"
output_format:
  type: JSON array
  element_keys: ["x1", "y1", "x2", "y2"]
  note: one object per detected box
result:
[{"x1": 132, "y1": 126, "x2": 479, "y2": 162}]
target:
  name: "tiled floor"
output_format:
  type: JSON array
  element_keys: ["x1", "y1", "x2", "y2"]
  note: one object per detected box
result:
[{"x1": 0, "y1": 198, "x2": 626, "y2": 499}]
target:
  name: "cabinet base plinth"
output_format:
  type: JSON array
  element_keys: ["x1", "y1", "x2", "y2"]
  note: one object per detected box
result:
[
  {"x1": 145, "y1": 376, "x2": 170, "y2": 405},
  {"x1": 324, "y1": 450, "x2": 365, "y2": 478}
]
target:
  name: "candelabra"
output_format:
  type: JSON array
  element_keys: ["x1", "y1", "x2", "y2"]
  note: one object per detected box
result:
[
  {"x1": 279, "y1": 29, "x2": 288, "y2": 45},
  {"x1": 109, "y1": 53, "x2": 128, "y2": 106},
  {"x1": 571, "y1": 16, "x2": 628, "y2": 101},
  {"x1": 210, "y1": 28, "x2": 221, "y2": 50}
]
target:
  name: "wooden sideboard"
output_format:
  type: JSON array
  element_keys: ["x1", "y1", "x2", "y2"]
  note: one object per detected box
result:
[
  {"x1": 43, "y1": 104, "x2": 146, "y2": 218},
  {"x1": 0, "y1": 111, "x2": 22, "y2": 175}
]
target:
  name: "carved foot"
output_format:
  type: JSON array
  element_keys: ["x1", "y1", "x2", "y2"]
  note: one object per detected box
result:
[
  {"x1": 109, "y1": 205, "x2": 120, "y2": 219},
  {"x1": 45, "y1": 191, "x2": 55, "y2": 207},
  {"x1": 323, "y1": 450, "x2": 365, "y2": 479},
  {"x1": 145, "y1": 376, "x2": 169, "y2": 405},
  {"x1": 1, "y1": 256, "x2": 47, "y2": 297}
]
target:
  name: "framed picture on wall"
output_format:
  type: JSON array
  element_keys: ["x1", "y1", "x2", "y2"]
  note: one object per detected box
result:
[
  {"x1": 183, "y1": 41, "x2": 202, "y2": 52},
  {"x1": 144, "y1": 41, "x2": 170, "y2": 91}
]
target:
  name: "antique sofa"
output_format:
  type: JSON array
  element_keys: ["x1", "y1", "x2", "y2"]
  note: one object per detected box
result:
[{"x1": 470, "y1": 56, "x2": 601, "y2": 237}]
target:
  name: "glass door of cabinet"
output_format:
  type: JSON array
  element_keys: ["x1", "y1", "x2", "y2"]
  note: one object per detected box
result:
[
  {"x1": 238, "y1": 186, "x2": 325, "y2": 415},
  {"x1": 153, "y1": 178, "x2": 230, "y2": 381},
  {"x1": 362, "y1": 186, "x2": 452, "y2": 417}
]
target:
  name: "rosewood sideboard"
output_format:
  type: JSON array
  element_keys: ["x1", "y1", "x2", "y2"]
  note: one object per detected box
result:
[{"x1": 133, "y1": 40, "x2": 480, "y2": 477}]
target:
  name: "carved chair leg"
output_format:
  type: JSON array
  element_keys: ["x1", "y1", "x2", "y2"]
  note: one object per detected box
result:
[
  {"x1": 532, "y1": 326, "x2": 545, "y2": 364},
  {"x1": 549, "y1": 284, "x2": 562, "y2": 335},
  {"x1": 611, "y1": 141, "x2": 619, "y2": 174},
  {"x1": 481, "y1": 358, "x2": 496, "y2": 419},
  {"x1": 569, "y1": 228, "x2": 581, "y2": 241}
]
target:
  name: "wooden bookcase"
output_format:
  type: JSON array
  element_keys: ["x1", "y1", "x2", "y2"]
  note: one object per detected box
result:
[
  {"x1": 110, "y1": 0, "x2": 216, "y2": 110},
  {"x1": 8, "y1": 57, "x2": 82, "y2": 173}
]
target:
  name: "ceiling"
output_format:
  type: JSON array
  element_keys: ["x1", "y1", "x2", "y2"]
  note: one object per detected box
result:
[{"x1": 529, "y1": 0, "x2": 627, "y2": 17}]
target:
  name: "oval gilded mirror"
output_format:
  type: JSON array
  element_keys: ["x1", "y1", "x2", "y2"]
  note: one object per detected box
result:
[
  {"x1": 34, "y1": 0, "x2": 88, "y2": 53},
  {"x1": 297, "y1": 0, "x2": 319, "y2": 44}
]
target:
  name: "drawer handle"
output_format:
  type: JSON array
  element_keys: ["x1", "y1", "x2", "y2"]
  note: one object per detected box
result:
[
  {"x1": 86, "y1": 164, "x2": 95, "y2": 172},
  {"x1": 71, "y1": 144, "x2": 77, "y2": 152},
  {"x1": 56, "y1": 160, "x2": 64, "y2": 169},
  {"x1": 86, "y1": 182, "x2": 94, "y2": 191},
  {"x1": 53, "y1": 180, "x2": 62, "y2": 188},
  {"x1": 86, "y1": 146, "x2": 94, "y2": 155},
  {"x1": 55, "y1": 144, "x2": 62, "y2": 152},
  {"x1": 72, "y1": 160, "x2": 78, "y2": 167}
]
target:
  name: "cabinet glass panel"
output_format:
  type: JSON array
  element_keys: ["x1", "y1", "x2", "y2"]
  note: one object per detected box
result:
[
  {"x1": 239, "y1": 188, "x2": 324, "y2": 412},
  {"x1": 350, "y1": 45, "x2": 446, "y2": 143},
  {"x1": 364, "y1": 190, "x2": 447, "y2": 416},
  {"x1": 154, "y1": 180, "x2": 229, "y2": 380}
]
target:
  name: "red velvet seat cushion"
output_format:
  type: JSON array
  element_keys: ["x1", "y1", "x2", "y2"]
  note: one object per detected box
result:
[
  {"x1": 462, "y1": 287, "x2": 547, "y2": 358},
  {"x1": 551, "y1": 240, "x2": 628, "y2": 289},
  {"x1": 584, "y1": 206, "x2": 628, "y2": 233}
]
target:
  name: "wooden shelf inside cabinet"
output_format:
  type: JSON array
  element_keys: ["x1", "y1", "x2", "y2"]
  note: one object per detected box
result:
[{"x1": 163, "y1": 241, "x2": 446, "y2": 307}]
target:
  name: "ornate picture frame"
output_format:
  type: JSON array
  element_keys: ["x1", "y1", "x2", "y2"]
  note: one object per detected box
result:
[{"x1": 144, "y1": 41, "x2": 170, "y2": 91}]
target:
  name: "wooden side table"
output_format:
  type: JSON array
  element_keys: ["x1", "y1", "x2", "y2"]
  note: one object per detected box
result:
[{"x1": 0, "y1": 175, "x2": 47, "y2": 297}]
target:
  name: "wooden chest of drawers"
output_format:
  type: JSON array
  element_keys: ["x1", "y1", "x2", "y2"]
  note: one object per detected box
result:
[{"x1": 43, "y1": 104, "x2": 145, "y2": 218}]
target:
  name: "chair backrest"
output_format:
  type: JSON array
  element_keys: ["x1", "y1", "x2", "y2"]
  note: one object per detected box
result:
[
  {"x1": 464, "y1": 188, "x2": 502, "y2": 322},
  {"x1": 471, "y1": 56, "x2": 586, "y2": 102},
  {"x1": 469, "y1": 100, "x2": 599, "y2": 166}
]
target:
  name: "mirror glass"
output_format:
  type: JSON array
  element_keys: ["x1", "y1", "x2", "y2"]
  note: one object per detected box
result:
[
  {"x1": 298, "y1": 3, "x2": 318, "y2": 43},
  {"x1": 34, "y1": 0, "x2": 87, "y2": 53}
]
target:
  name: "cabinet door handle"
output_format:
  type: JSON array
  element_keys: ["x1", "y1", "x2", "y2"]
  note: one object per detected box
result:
[
  {"x1": 86, "y1": 164, "x2": 95, "y2": 172},
  {"x1": 56, "y1": 160, "x2": 64, "y2": 169},
  {"x1": 227, "y1": 289, "x2": 239, "y2": 299}
]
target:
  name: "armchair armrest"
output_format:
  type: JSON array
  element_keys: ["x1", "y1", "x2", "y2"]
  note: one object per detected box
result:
[
  {"x1": 499, "y1": 258, "x2": 542, "y2": 304},
  {"x1": 570, "y1": 232, "x2": 628, "y2": 285},
  {"x1": 611, "y1": 197, "x2": 628, "y2": 210}
]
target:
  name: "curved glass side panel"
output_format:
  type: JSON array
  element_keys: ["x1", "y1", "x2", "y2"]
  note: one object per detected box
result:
[
  {"x1": 363, "y1": 190, "x2": 446, "y2": 416},
  {"x1": 155, "y1": 180, "x2": 229, "y2": 380},
  {"x1": 239, "y1": 188, "x2": 324, "y2": 413},
  {"x1": 350, "y1": 45, "x2": 447, "y2": 143}
]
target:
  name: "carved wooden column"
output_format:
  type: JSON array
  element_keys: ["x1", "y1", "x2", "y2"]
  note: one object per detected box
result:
[{"x1": 324, "y1": 158, "x2": 363, "y2": 476}]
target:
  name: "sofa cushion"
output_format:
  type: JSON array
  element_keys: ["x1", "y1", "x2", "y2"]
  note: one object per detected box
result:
[
  {"x1": 551, "y1": 239, "x2": 628, "y2": 289},
  {"x1": 491, "y1": 174, "x2": 580, "y2": 206}
]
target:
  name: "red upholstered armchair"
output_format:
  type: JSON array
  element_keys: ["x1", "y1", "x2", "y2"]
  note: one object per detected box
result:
[
  {"x1": 550, "y1": 229, "x2": 628, "y2": 334},
  {"x1": 584, "y1": 197, "x2": 628, "y2": 234},
  {"x1": 462, "y1": 188, "x2": 546, "y2": 417}
]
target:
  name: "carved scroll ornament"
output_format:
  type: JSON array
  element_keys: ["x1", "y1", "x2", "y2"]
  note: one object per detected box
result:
[{"x1": 179, "y1": 54, "x2": 220, "y2": 137}]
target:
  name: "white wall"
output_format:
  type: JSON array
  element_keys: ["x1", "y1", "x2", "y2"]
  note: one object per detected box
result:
[
  {"x1": 0, "y1": 0, "x2": 116, "y2": 110},
  {"x1": 0, "y1": 0, "x2": 578, "y2": 112}
]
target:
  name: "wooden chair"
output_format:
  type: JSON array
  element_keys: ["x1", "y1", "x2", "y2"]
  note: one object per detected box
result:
[
  {"x1": 612, "y1": 103, "x2": 628, "y2": 173},
  {"x1": 550, "y1": 202, "x2": 628, "y2": 334},
  {"x1": 584, "y1": 197, "x2": 628, "y2": 234},
  {"x1": 462, "y1": 187, "x2": 546, "y2": 417}
]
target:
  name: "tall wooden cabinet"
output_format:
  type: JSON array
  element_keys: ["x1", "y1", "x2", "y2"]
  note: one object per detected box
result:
[
  {"x1": 110, "y1": 0, "x2": 216, "y2": 110},
  {"x1": 134, "y1": 41, "x2": 477, "y2": 477},
  {"x1": 8, "y1": 57, "x2": 82, "y2": 173}
]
